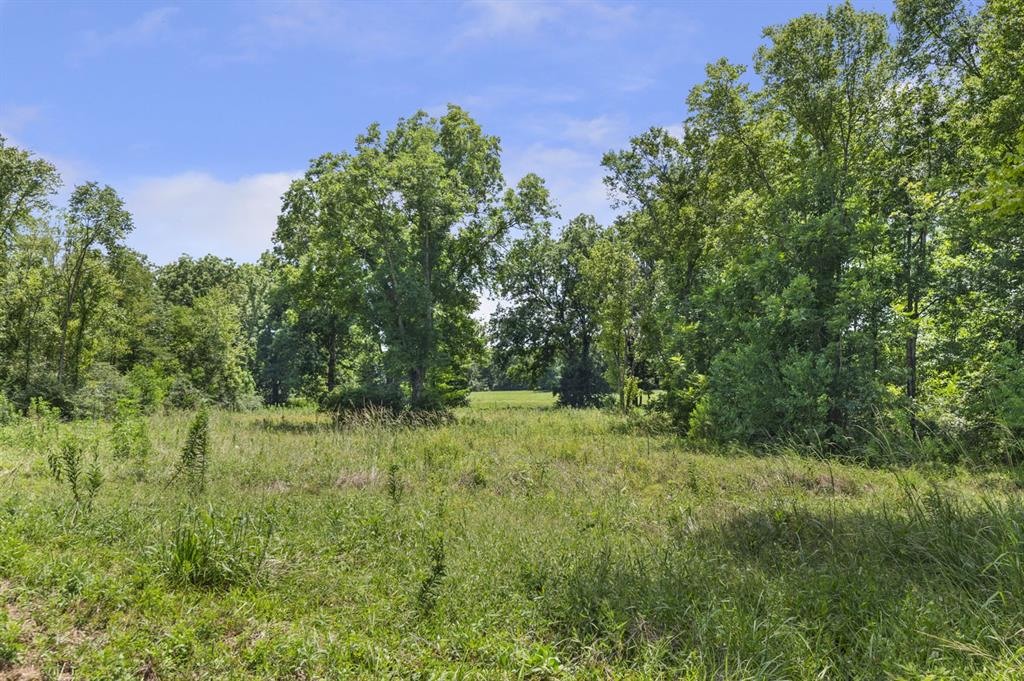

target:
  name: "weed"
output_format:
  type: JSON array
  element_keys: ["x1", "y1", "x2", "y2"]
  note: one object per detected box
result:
[
  {"x1": 179, "y1": 407, "x2": 210, "y2": 492},
  {"x1": 386, "y1": 463, "x2": 403, "y2": 504},
  {"x1": 416, "y1": 533, "x2": 446, "y2": 614},
  {"x1": 163, "y1": 506, "x2": 274, "y2": 589},
  {"x1": 0, "y1": 614, "x2": 20, "y2": 666},
  {"x1": 111, "y1": 400, "x2": 152, "y2": 463},
  {"x1": 48, "y1": 437, "x2": 103, "y2": 513}
]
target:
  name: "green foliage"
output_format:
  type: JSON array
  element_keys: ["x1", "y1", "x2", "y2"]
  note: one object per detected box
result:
[
  {"x1": 491, "y1": 212, "x2": 609, "y2": 406},
  {"x1": 589, "y1": 0, "x2": 1024, "y2": 461},
  {"x1": 163, "y1": 289, "x2": 256, "y2": 409},
  {"x1": 166, "y1": 375, "x2": 204, "y2": 410},
  {"x1": 557, "y1": 351, "x2": 607, "y2": 408},
  {"x1": 163, "y1": 506, "x2": 273, "y2": 589},
  {"x1": 126, "y1": 363, "x2": 172, "y2": 414},
  {"x1": 386, "y1": 463, "x2": 404, "y2": 505},
  {"x1": 69, "y1": 362, "x2": 129, "y2": 420},
  {"x1": 416, "y1": 533, "x2": 446, "y2": 614},
  {"x1": 156, "y1": 254, "x2": 238, "y2": 308},
  {"x1": 179, "y1": 408, "x2": 210, "y2": 493},
  {"x1": 110, "y1": 400, "x2": 152, "y2": 463},
  {"x1": 0, "y1": 393, "x2": 17, "y2": 426},
  {"x1": 278, "y1": 106, "x2": 508, "y2": 411},
  {"x1": 322, "y1": 384, "x2": 405, "y2": 415},
  {"x1": 0, "y1": 613, "x2": 20, "y2": 666},
  {"x1": 47, "y1": 436, "x2": 102, "y2": 513}
]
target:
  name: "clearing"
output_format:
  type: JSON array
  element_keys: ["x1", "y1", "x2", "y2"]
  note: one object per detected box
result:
[{"x1": 1, "y1": 393, "x2": 1022, "y2": 679}]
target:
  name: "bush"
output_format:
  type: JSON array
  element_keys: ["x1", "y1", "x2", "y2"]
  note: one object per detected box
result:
[
  {"x1": 163, "y1": 506, "x2": 274, "y2": 589},
  {"x1": 70, "y1": 362, "x2": 129, "y2": 419},
  {"x1": 126, "y1": 363, "x2": 173, "y2": 414},
  {"x1": 0, "y1": 393, "x2": 18, "y2": 426},
  {"x1": 557, "y1": 353, "x2": 608, "y2": 408},
  {"x1": 166, "y1": 375, "x2": 205, "y2": 410},
  {"x1": 111, "y1": 400, "x2": 152, "y2": 462},
  {"x1": 232, "y1": 392, "x2": 265, "y2": 412},
  {"x1": 47, "y1": 436, "x2": 103, "y2": 513},
  {"x1": 321, "y1": 384, "x2": 405, "y2": 415},
  {"x1": 423, "y1": 365, "x2": 472, "y2": 409}
]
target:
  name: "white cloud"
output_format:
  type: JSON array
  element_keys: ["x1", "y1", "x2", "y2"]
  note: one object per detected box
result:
[
  {"x1": 452, "y1": 0, "x2": 636, "y2": 49},
  {"x1": 123, "y1": 171, "x2": 297, "y2": 264},
  {"x1": 454, "y1": 0, "x2": 562, "y2": 45},
  {"x1": 561, "y1": 114, "x2": 625, "y2": 147},
  {"x1": 213, "y1": 0, "x2": 417, "y2": 65},
  {"x1": 0, "y1": 104, "x2": 42, "y2": 136},
  {"x1": 503, "y1": 143, "x2": 616, "y2": 227},
  {"x1": 75, "y1": 7, "x2": 181, "y2": 60},
  {"x1": 448, "y1": 85, "x2": 580, "y2": 114}
]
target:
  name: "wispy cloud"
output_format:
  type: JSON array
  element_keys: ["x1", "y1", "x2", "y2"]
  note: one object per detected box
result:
[
  {"x1": 74, "y1": 6, "x2": 181, "y2": 61},
  {"x1": 453, "y1": 0, "x2": 562, "y2": 46},
  {"x1": 0, "y1": 104, "x2": 43, "y2": 136},
  {"x1": 211, "y1": 0, "x2": 419, "y2": 65},
  {"x1": 451, "y1": 0, "x2": 636, "y2": 50},
  {"x1": 451, "y1": 84, "x2": 581, "y2": 113},
  {"x1": 560, "y1": 114, "x2": 626, "y2": 147},
  {"x1": 504, "y1": 143, "x2": 616, "y2": 226},
  {"x1": 124, "y1": 171, "x2": 298, "y2": 264}
]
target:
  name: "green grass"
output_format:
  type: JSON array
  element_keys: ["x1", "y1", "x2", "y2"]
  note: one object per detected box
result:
[
  {"x1": 468, "y1": 389, "x2": 557, "y2": 409},
  {"x1": 1, "y1": 402, "x2": 1023, "y2": 678}
]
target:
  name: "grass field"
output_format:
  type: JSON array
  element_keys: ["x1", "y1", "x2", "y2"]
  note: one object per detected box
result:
[
  {"x1": 467, "y1": 390, "x2": 557, "y2": 410},
  {"x1": 1, "y1": 396, "x2": 1024, "y2": 679}
]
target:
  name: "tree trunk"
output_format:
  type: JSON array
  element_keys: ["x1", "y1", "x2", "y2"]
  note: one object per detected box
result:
[
  {"x1": 410, "y1": 366, "x2": 425, "y2": 407},
  {"x1": 907, "y1": 310, "x2": 919, "y2": 439},
  {"x1": 326, "y1": 332, "x2": 337, "y2": 392}
]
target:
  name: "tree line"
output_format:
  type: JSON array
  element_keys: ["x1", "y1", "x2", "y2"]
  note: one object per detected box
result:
[{"x1": 1, "y1": 0, "x2": 1020, "y2": 461}]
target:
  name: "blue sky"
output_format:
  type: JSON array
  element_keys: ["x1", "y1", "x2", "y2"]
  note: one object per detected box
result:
[{"x1": 1, "y1": 0, "x2": 892, "y2": 265}]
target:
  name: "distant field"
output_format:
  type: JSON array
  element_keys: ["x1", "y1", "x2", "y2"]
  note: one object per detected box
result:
[
  {"x1": 467, "y1": 389, "x2": 556, "y2": 409},
  {"x1": 1, "y1": 403, "x2": 1023, "y2": 678}
]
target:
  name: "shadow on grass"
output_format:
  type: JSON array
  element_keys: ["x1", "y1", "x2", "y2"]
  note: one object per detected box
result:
[
  {"x1": 255, "y1": 417, "x2": 332, "y2": 435},
  {"x1": 525, "y1": 486, "x2": 1024, "y2": 676}
]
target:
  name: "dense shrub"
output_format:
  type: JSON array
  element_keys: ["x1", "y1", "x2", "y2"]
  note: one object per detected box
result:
[
  {"x1": 69, "y1": 362, "x2": 129, "y2": 419},
  {"x1": 557, "y1": 353, "x2": 607, "y2": 408},
  {"x1": 126, "y1": 363, "x2": 173, "y2": 414},
  {"x1": 0, "y1": 394, "x2": 18, "y2": 426},
  {"x1": 321, "y1": 384, "x2": 405, "y2": 415},
  {"x1": 166, "y1": 375, "x2": 205, "y2": 410},
  {"x1": 110, "y1": 400, "x2": 152, "y2": 462}
]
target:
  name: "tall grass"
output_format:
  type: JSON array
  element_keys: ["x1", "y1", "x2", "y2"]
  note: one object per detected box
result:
[
  {"x1": 1, "y1": 400, "x2": 1023, "y2": 678},
  {"x1": 162, "y1": 506, "x2": 274, "y2": 589}
]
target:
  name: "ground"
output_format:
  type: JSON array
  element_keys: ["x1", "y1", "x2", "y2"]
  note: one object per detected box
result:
[{"x1": 1, "y1": 391, "x2": 1023, "y2": 679}]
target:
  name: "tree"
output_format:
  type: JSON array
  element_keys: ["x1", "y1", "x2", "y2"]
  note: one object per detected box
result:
[
  {"x1": 281, "y1": 105, "x2": 509, "y2": 408},
  {"x1": 56, "y1": 183, "x2": 134, "y2": 390},
  {"x1": 581, "y1": 231, "x2": 646, "y2": 410},
  {"x1": 490, "y1": 205, "x2": 608, "y2": 407},
  {"x1": 0, "y1": 135, "x2": 60, "y2": 259},
  {"x1": 162, "y1": 288, "x2": 254, "y2": 408},
  {"x1": 156, "y1": 254, "x2": 238, "y2": 308}
]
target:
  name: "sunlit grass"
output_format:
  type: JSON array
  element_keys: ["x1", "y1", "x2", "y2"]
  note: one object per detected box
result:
[
  {"x1": 0, "y1": 404, "x2": 1022, "y2": 678},
  {"x1": 467, "y1": 389, "x2": 557, "y2": 409}
]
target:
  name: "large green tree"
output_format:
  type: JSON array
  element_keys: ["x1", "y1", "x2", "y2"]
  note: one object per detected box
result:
[
  {"x1": 280, "y1": 105, "x2": 513, "y2": 408},
  {"x1": 491, "y1": 205, "x2": 608, "y2": 407}
]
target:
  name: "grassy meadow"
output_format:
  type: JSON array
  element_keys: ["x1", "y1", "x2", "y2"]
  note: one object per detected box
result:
[{"x1": 1, "y1": 392, "x2": 1024, "y2": 679}]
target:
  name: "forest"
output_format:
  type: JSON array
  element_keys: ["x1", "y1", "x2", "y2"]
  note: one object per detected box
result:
[
  {"x1": 2, "y1": 0, "x2": 1022, "y2": 461},
  {"x1": 1, "y1": 0, "x2": 1023, "y2": 678}
]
